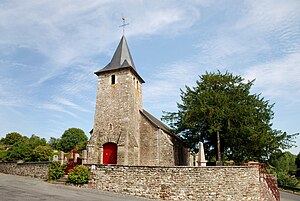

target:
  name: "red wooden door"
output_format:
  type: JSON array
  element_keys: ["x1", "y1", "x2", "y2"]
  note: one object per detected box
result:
[{"x1": 103, "y1": 143, "x2": 117, "y2": 164}]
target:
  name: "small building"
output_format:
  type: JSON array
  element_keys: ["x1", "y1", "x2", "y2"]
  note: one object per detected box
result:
[{"x1": 87, "y1": 36, "x2": 189, "y2": 166}]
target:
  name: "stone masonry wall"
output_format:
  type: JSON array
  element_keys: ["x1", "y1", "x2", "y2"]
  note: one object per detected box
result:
[
  {"x1": 139, "y1": 114, "x2": 160, "y2": 165},
  {"x1": 88, "y1": 165, "x2": 261, "y2": 201},
  {"x1": 88, "y1": 68, "x2": 142, "y2": 165},
  {"x1": 0, "y1": 162, "x2": 50, "y2": 179}
]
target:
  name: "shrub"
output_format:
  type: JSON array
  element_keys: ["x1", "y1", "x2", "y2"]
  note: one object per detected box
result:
[
  {"x1": 31, "y1": 146, "x2": 53, "y2": 162},
  {"x1": 68, "y1": 165, "x2": 90, "y2": 185},
  {"x1": 0, "y1": 150, "x2": 7, "y2": 161},
  {"x1": 48, "y1": 161, "x2": 66, "y2": 181},
  {"x1": 277, "y1": 170, "x2": 299, "y2": 187},
  {"x1": 6, "y1": 141, "x2": 32, "y2": 161}
]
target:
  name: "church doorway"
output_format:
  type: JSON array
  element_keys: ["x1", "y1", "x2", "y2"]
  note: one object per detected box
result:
[{"x1": 103, "y1": 142, "x2": 117, "y2": 164}]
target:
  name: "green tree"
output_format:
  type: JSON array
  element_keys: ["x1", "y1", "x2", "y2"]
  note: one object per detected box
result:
[
  {"x1": 48, "y1": 137, "x2": 61, "y2": 150},
  {"x1": 28, "y1": 134, "x2": 47, "y2": 148},
  {"x1": 31, "y1": 146, "x2": 53, "y2": 162},
  {"x1": 6, "y1": 141, "x2": 32, "y2": 161},
  {"x1": 0, "y1": 150, "x2": 7, "y2": 161},
  {"x1": 296, "y1": 152, "x2": 300, "y2": 178},
  {"x1": 1, "y1": 132, "x2": 23, "y2": 145},
  {"x1": 162, "y1": 71, "x2": 297, "y2": 163},
  {"x1": 0, "y1": 141, "x2": 6, "y2": 150},
  {"x1": 296, "y1": 152, "x2": 300, "y2": 168},
  {"x1": 269, "y1": 151, "x2": 298, "y2": 187},
  {"x1": 58, "y1": 128, "x2": 88, "y2": 152},
  {"x1": 269, "y1": 152, "x2": 297, "y2": 175}
]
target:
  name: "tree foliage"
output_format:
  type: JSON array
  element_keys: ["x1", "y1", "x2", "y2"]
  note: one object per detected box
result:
[
  {"x1": 269, "y1": 152, "x2": 297, "y2": 174},
  {"x1": 296, "y1": 152, "x2": 300, "y2": 168},
  {"x1": 48, "y1": 137, "x2": 61, "y2": 150},
  {"x1": 48, "y1": 161, "x2": 66, "y2": 181},
  {"x1": 31, "y1": 146, "x2": 53, "y2": 162},
  {"x1": 28, "y1": 134, "x2": 47, "y2": 148},
  {"x1": 58, "y1": 128, "x2": 88, "y2": 152},
  {"x1": 162, "y1": 71, "x2": 297, "y2": 162},
  {"x1": 0, "y1": 150, "x2": 7, "y2": 161},
  {"x1": 68, "y1": 165, "x2": 90, "y2": 184},
  {"x1": 6, "y1": 141, "x2": 32, "y2": 161},
  {"x1": 296, "y1": 152, "x2": 300, "y2": 178},
  {"x1": 1, "y1": 132, "x2": 24, "y2": 145}
]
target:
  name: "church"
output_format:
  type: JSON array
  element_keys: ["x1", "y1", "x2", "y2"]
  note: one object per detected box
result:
[{"x1": 87, "y1": 36, "x2": 190, "y2": 166}]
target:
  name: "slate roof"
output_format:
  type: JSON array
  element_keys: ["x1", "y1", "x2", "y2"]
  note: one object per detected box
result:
[
  {"x1": 140, "y1": 109, "x2": 184, "y2": 142},
  {"x1": 95, "y1": 35, "x2": 144, "y2": 83}
]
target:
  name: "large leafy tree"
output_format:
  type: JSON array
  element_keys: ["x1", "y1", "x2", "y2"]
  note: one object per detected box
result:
[
  {"x1": 6, "y1": 141, "x2": 32, "y2": 161},
  {"x1": 48, "y1": 137, "x2": 61, "y2": 150},
  {"x1": 31, "y1": 146, "x2": 53, "y2": 162},
  {"x1": 58, "y1": 128, "x2": 88, "y2": 152},
  {"x1": 28, "y1": 134, "x2": 47, "y2": 148},
  {"x1": 269, "y1": 151, "x2": 297, "y2": 175},
  {"x1": 162, "y1": 71, "x2": 297, "y2": 163},
  {"x1": 1, "y1": 132, "x2": 24, "y2": 145}
]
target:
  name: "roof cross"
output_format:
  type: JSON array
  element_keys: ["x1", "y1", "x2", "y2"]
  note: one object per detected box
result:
[{"x1": 119, "y1": 16, "x2": 129, "y2": 35}]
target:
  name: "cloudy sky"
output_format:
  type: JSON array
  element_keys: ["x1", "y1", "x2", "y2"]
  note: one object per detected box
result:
[{"x1": 0, "y1": 0, "x2": 299, "y2": 154}]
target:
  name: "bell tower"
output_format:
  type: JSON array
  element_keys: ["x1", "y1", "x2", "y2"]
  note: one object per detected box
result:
[{"x1": 87, "y1": 36, "x2": 144, "y2": 165}]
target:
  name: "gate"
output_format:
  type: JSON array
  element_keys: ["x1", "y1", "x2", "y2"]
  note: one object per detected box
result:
[{"x1": 65, "y1": 150, "x2": 82, "y2": 174}]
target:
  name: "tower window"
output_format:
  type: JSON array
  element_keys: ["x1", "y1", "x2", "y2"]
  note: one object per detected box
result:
[{"x1": 111, "y1": 75, "x2": 116, "y2": 85}]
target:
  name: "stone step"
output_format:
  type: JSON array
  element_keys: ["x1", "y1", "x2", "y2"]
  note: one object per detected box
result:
[{"x1": 50, "y1": 175, "x2": 68, "y2": 184}]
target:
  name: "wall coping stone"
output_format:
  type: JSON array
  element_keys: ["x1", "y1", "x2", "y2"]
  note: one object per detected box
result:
[
  {"x1": 0, "y1": 161, "x2": 51, "y2": 165},
  {"x1": 85, "y1": 164, "x2": 259, "y2": 169}
]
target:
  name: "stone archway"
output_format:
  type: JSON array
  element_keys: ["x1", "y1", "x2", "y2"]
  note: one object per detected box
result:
[{"x1": 103, "y1": 142, "x2": 117, "y2": 164}]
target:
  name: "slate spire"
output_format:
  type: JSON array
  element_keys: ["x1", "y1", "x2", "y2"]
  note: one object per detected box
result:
[{"x1": 95, "y1": 36, "x2": 144, "y2": 83}]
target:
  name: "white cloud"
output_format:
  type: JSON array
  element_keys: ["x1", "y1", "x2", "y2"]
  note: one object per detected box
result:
[
  {"x1": 53, "y1": 97, "x2": 92, "y2": 113},
  {"x1": 39, "y1": 103, "x2": 78, "y2": 118},
  {"x1": 236, "y1": 0, "x2": 300, "y2": 32},
  {"x1": 243, "y1": 53, "x2": 300, "y2": 101}
]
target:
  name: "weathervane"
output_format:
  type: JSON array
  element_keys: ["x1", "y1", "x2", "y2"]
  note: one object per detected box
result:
[{"x1": 119, "y1": 16, "x2": 129, "y2": 35}]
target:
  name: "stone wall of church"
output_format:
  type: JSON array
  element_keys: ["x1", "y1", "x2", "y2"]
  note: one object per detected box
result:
[
  {"x1": 88, "y1": 165, "x2": 261, "y2": 201},
  {"x1": 139, "y1": 114, "x2": 159, "y2": 165},
  {"x1": 0, "y1": 162, "x2": 50, "y2": 179},
  {"x1": 158, "y1": 130, "x2": 175, "y2": 166},
  {"x1": 139, "y1": 115, "x2": 189, "y2": 166},
  {"x1": 172, "y1": 137, "x2": 190, "y2": 166},
  {"x1": 88, "y1": 68, "x2": 142, "y2": 165}
]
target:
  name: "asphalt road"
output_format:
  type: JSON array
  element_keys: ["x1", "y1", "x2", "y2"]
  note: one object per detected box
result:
[
  {"x1": 0, "y1": 173, "x2": 158, "y2": 201},
  {"x1": 280, "y1": 191, "x2": 300, "y2": 201}
]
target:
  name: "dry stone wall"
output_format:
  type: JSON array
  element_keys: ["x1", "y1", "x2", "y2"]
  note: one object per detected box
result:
[
  {"x1": 0, "y1": 162, "x2": 49, "y2": 179},
  {"x1": 88, "y1": 165, "x2": 261, "y2": 201}
]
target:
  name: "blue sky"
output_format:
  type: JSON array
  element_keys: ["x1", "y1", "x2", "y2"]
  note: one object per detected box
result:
[{"x1": 0, "y1": 0, "x2": 299, "y2": 154}]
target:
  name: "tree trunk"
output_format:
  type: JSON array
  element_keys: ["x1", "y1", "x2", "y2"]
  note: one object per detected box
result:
[{"x1": 216, "y1": 130, "x2": 222, "y2": 166}]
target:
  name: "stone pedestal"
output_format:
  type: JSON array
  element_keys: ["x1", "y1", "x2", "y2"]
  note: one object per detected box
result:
[
  {"x1": 197, "y1": 142, "x2": 207, "y2": 166},
  {"x1": 82, "y1": 150, "x2": 87, "y2": 164},
  {"x1": 59, "y1": 151, "x2": 64, "y2": 165}
]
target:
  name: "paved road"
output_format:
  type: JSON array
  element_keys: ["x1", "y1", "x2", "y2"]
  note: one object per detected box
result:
[
  {"x1": 280, "y1": 191, "x2": 300, "y2": 201},
  {"x1": 0, "y1": 173, "x2": 158, "y2": 201}
]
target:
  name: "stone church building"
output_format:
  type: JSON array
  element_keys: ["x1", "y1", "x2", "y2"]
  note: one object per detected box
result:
[{"x1": 87, "y1": 36, "x2": 189, "y2": 166}]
